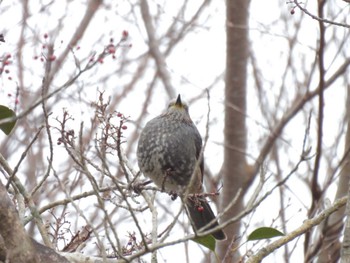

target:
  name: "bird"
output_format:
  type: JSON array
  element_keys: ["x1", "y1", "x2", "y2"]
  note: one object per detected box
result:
[{"x1": 137, "y1": 94, "x2": 226, "y2": 240}]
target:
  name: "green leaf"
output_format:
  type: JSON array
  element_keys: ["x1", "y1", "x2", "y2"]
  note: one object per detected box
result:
[
  {"x1": 0, "y1": 105, "x2": 16, "y2": 135},
  {"x1": 247, "y1": 227, "x2": 284, "y2": 241},
  {"x1": 192, "y1": 235, "x2": 216, "y2": 251}
]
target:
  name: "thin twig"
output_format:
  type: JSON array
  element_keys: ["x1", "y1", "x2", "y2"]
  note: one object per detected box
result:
[{"x1": 293, "y1": 0, "x2": 350, "y2": 29}]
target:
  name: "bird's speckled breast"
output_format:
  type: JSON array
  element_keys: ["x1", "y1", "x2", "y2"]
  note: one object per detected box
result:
[{"x1": 137, "y1": 115, "x2": 201, "y2": 192}]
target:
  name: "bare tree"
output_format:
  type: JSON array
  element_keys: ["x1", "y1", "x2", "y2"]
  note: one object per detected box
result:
[{"x1": 1, "y1": 0, "x2": 350, "y2": 262}]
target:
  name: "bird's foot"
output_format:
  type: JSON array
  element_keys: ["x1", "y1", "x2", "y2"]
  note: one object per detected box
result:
[{"x1": 131, "y1": 180, "x2": 152, "y2": 194}]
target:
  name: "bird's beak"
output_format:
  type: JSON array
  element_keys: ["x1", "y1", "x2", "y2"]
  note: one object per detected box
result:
[{"x1": 175, "y1": 94, "x2": 182, "y2": 106}]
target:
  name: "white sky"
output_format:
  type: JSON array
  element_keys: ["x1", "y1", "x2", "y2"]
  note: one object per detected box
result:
[{"x1": 0, "y1": 0, "x2": 350, "y2": 262}]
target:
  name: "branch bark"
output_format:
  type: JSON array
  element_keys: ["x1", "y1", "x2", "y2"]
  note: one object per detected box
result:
[
  {"x1": 0, "y1": 180, "x2": 69, "y2": 262},
  {"x1": 247, "y1": 197, "x2": 347, "y2": 263}
]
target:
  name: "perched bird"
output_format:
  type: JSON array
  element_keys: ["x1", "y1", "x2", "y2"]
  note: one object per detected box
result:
[{"x1": 137, "y1": 94, "x2": 226, "y2": 240}]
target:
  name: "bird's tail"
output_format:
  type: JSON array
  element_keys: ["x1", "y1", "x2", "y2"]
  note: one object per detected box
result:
[{"x1": 186, "y1": 197, "x2": 226, "y2": 240}]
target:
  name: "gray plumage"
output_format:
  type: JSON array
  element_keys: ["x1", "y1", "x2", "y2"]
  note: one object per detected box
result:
[{"x1": 137, "y1": 94, "x2": 226, "y2": 240}]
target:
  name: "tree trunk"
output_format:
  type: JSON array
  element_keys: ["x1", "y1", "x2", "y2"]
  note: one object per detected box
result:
[
  {"x1": 218, "y1": 0, "x2": 250, "y2": 261},
  {"x1": 317, "y1": 86, "x2": 350, "y2": 263}
]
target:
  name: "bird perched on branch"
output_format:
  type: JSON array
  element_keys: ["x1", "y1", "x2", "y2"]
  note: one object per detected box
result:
[{"x1": 137, "y1": 94, "x2": 226, "y2": 240}]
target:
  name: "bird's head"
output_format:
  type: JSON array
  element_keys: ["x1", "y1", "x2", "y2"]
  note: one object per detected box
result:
[{"x1": 165, "y1": 94, "x2": 191, "y2": 120}]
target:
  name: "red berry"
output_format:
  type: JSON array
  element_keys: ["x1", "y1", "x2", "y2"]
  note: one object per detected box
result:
[
  {"x1": 98, "y1": 58, "x2": 104, "y2": 64},
  {"x1": 117, "y1": 113, "x2": 123, "y2": 117},
  {"x1": 108, "y1": 45, "x2": 116, "y2": 54},
  {"x1": 197, "y1": 206, "x2": 204, "y2": 212},
  {"x1": 33, "y1": 55, "x2": 38, "y2": 60},
  {"x1": 122, "y1": 30, "x2": 129, "y2": 39},
  {"x1": 121, "y1": 125, "x2": 127, "y2": 130},
  {"x1": 291, "y1": 9, "x2": 295, "y2": 15},
  {"x1": 4, "y1": 60, "x2": 10, "y2": 65},
  {"x1": 48, "y1": 55, "x2": 56, "y2": 61},
  {"x1": 44, "y1": 33, "x2": 48, "y2": 39},
  {"x1": 6, "y1": 54, "x2": 11, "y2": 59},
  {"x1": 5, "y1": 69, "x2": 9, "y2": 74}
]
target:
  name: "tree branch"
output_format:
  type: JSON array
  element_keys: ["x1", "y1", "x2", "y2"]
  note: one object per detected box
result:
[{"x1": 247, "y1": 196, "x2": 347, "y2": 263}]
